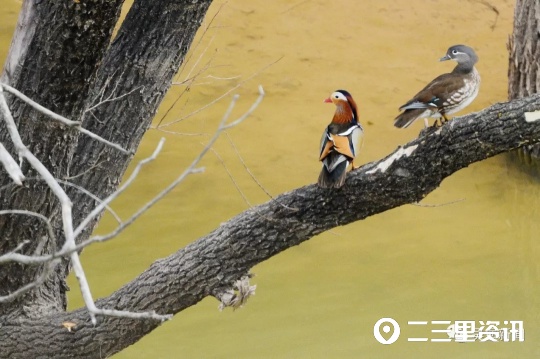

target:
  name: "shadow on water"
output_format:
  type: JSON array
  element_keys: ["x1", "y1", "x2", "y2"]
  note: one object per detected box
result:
[{"x1": 506, "y1": 149, "x2": 540, "y2": 181}]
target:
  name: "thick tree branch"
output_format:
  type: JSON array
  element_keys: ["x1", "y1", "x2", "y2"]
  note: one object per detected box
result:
[
  {"x1": 508, "y1": 0, "x2": 540, "y2": 160},
  {"x1": 68, "y1": 0, "x2": 214, "y2": 241},
  {"x1": 0, "y1": 0, "x2": 213, "y2": 319},
  {"x1": 1, "y1": 94, "x2": 539, "y2": 358},
  {"x1": 0, "y1": 0, "x2": 125, "y2": 318},
  {"x1": 508, "y1": 0, "x2": 540, "y2": 100}
]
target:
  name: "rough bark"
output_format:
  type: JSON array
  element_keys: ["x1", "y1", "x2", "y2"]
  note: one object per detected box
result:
[
  {"x1": 508, "y1": 0, "x2": 540, "y2": 162},
  {"x1": 0, "y1": 0, "x2": 213, "y2": 322},
  {"x1": 69, "y1": 0, "x2": 213, "y2": 243},
  {"x1": 1, "y1": 94, "x2": 540, "y2": 358},
  {"x1": 508, "y1": 0, "x2": 540, "y2": 99},
  {"x1": 0, "y1": 0, "x2": 124, "y2": 319}
]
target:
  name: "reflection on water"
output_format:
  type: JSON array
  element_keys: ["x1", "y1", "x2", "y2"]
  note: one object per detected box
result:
[
  {"x1": 507, "y1": 150, "x2": 540, "y2": 180},
  {"x1": 2, "y1": 0, "x2": 539, "y2": 358}
]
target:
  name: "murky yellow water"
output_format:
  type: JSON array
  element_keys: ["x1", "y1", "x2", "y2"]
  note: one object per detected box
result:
[{"x1": 2, "y1": 0, "x2": 539, "y2": 358}]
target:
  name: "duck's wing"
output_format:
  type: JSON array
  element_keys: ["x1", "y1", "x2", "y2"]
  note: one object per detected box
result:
[{"x1": 399, "y1": 73, "x2": 466, "y2": 111}]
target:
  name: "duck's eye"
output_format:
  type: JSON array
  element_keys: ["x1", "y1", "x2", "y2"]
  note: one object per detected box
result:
[
  {"x1": 451, "y1": 49, "x2": 458, "y2": 55},
  {"x1": 334, "y1": 95, "x2": 339, "y2": 98}
]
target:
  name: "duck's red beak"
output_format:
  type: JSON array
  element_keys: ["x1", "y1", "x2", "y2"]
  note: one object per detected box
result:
[{"x1": 323, "y1": 97, "x2": 332, "y2": 103}]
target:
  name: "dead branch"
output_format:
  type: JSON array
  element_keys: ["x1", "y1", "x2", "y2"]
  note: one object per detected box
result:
[
  {"x1": 1, "y1": 83, "x2": 131, "y2": 155},
  {"x1": 1, "y1": 93, "x2": 539, "y2": 358},
  {"x1": 0, "y1": 87, "x2": 265, "y2": 325}
]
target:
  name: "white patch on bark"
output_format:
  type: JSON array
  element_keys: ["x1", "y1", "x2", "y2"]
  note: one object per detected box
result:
[
  {"x1": 1, "y1": 1, "x2": 38, "y2": 84},
  {"x1": 366, "y1": 145, "x2": 418, "y2": 174},
  {"x1": 524, "y1": 110, "x2": 540, "y2": 122}
]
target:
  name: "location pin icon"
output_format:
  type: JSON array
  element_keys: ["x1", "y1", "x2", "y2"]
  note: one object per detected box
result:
[{"x1": 374, "y1": 318, "x2": 401, "y2": 344}]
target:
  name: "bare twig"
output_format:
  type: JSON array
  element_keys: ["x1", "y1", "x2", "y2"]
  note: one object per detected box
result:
[
  {"x1": 0, "y1": 138, "x2": 164, "y2": 269},
  {"x1": 205, "y1": 75, "x2": 242, "y2": 81},
  {"x1": 224, "y1": 132, "x2": 298, "y2": 211},
  {"x1": 85, "y1": 85, "x2": 143, "y2": 114},
  {"x1": 73, "y1": 138, "x2": 166, "y2": 238},
  {"x1": 156, "y1": 52, "x2": 221, "y2": 128},
  {"x1": 0, "y1": 88, "x2": 165, "y2": 323},
  {"x1": 209, "y1": 147, "x2": 281, "y2": 222},
  {"x1": 94, "y1": 68, "x2": 121, "y2": 106},
  {"x1": 154, "y1": 6, "x2": 224, "y2": 129},
  {"x1": 150, "y1": 129, "x2": 208, "y2": 136},
  {"x1": 77, "y1": 128, "x2": 131, "y2": 155},
  {"x1": 174, "y1": 65, "x2": 234, "y2": 86},
  {"x1": 154, "y1": 82, "x2": 193, "y2": 128},
  {"x1": 156, "y1": 58, "x2": 280, "y2": 129},
  {"x1": 0, "y1": 237, "x2": 29, "y2": 256},
  {"x1": 209, "y1": 147, "x2": 254, "y2": 207},
  {"x1": 0, "y1": 87, "x2": 264, "y2": 259},
  {"x1": 0, "y1": 209, "x2": 56, "y2": 258},
  {"x1": 0, "y1": 87, "x2": 264, "y2": 323},
  {"x1": 1, "y1": 84, "x2": 80, "y2": 126},
  {"x1": 0, "y1": 139, "x2": 166, "y2": 265},
  {"x1": 0, "y1": 83, "x2": 131, "y2": 155},
  {"x1": 55, "y1": 178, "x2": 122, "y2": 225},
  {"x1": 0, "y1": 87, "x2": 99, "y2": 323},
  {"x1": 181, "y1": 36, "x2": 216, "y2": 84},
  {"x1": 0, "y1": 261, "x2": 58, "y2": 303},
  {"x1": 80, "y1": 86, "x2": 265, "y2": 248},
  {"x1": 0, "y1": 142, "x2": 24, "y2": 185},
  {"x1": 175, "y1": 2, "x2": 225, "y2": 81},
  {"x1": 64, "y1": 158, "x2": 107, "y2": 180}
]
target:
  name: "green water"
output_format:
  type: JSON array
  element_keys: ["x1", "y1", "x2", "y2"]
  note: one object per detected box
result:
[{"x1": 1, "y1": 0, "x2": 538, "y2": 357}]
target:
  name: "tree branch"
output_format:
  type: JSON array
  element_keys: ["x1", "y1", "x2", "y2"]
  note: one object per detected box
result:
[
  {"x1": 0, "y1": 0, "x2": 125, "y2": 317},
  {"x1": 1, "y1": 93, "x2": 539, "y2": 358},
  {"x1": 1, "y1": 83, "x2": 131, "y2": 155},
  {"x1": 0, "y1": 87, "x2": 170, "y2": 324},
  {"x1": 0, "y1": 142, "x2": 24, "y2": 185}
]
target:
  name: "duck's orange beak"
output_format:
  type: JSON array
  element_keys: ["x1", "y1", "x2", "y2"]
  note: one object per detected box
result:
[{"x1": 323, "y1": 97, "x2": 332, "y2": 103}]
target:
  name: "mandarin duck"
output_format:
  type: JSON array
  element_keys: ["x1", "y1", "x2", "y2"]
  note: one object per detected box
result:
[
  {"x1": 394, "y1": 44, "x2": 480, "y2": 128},
  {"x1": 318, "y1": 90, "x2": 363, "y2": 188}
]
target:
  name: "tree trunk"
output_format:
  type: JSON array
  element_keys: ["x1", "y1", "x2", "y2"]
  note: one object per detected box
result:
[
  {"x1": 0, "y1": 0, "x2": 212, "y2": 322},
  {"x1": 69, "y1": 0, "x2": 213, "y2": 243},
  {"x1": 0, "y1": 0, "x2": 124, "y2": 319},
  {"x1": 508, "y1": 0, "x2": 540, "y2": 166}
]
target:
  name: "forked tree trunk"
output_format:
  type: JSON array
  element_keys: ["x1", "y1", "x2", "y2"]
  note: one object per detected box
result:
[
  {"x1": 0, "y1": 0, "x2": 212, "y2": 355},
  {"x1": 0, "y1": 0, "x2": 125, "y2": 320},
  {"x1": 508, "y1": 0, "x2": 540, "y2": 164}
]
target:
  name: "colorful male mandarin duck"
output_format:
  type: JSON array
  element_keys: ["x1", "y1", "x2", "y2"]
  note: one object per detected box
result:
[
  {"x1": 318, "y1": 90, "x2": 363, "y2": 188},
  {"x1": 394, "y1": 44, "x2": 480, "y2": 128}
]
